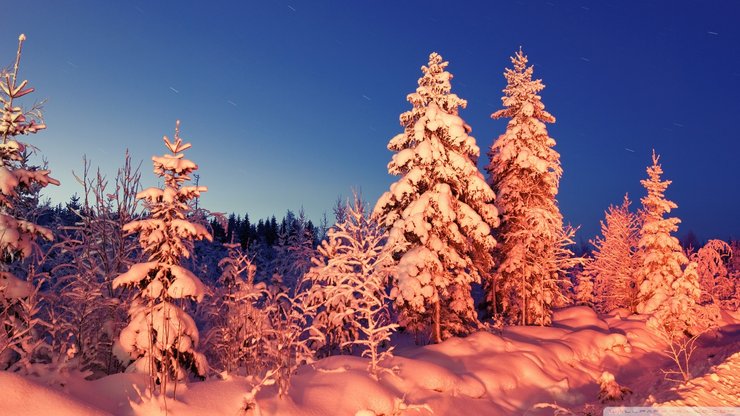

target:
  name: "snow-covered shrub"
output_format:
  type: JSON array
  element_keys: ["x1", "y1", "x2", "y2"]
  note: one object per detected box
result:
[
  {"x1": 205, "y1": 243, "x2": 270, "y2": 376},
  {"x1": 693, "y1": 239, "x2": 735, "y2": 309},
  {"x1": 261, "y1": 285, "x2": 318, "y2": 397},
  {"x1": 305, "y1": 194, "x2": 397, "y2": 377},
  {"x1": 48, "y1": 153, "x2": 141, "y2": 377},
  {"x1": 486, "y1": 49, "x2": 573, "y2": 326},
  {"x1": 113, "y1": 121, "x2": 211, "y2": 394},
  {"x1": 636, "y1": 151, "x2": 688, "y2": 315},
  {"x1": 0, "y1": 34, "x2": 59, "y2": 370},
  {"x1": 373, "y1": 52, "x2": 499, "y2": 342},
  {"x1": 584, "y1": 195, "x2": 641, "y2": 313},
  {"x1": 597, "y1": 371, "x2": 631, "y2": 402},
  {"x1": 647, "y1": 261, "x2": 720, "y2": 382}
]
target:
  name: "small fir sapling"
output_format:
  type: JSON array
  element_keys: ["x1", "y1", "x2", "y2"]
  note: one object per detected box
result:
[{"x1": 112, "y1": 121, "x2": 211, "y2": 394}]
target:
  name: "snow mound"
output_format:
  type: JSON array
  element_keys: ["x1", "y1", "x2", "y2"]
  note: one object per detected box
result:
[{"x1": 0, "y1": 371, "x2": 109, "y2": 416}]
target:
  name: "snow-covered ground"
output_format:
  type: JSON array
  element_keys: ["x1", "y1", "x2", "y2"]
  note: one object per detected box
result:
[{"x1": 1, "y1": 306, "x2": 738, "y2": 416}]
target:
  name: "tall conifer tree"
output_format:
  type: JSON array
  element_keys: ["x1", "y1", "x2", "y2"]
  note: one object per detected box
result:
[
  {"x1": 374, "y1": 53, "x2": 498, "y2": 342},
  {"x1": 487, "y1": 49, "x2": 571, "y2": 326}
]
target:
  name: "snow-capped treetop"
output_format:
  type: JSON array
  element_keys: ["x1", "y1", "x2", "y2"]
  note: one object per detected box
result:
[
  {"x1": 1, "y1": 36, "x2": 46, "y2": 143},
  {"x1": 123, "y1": 121, "x2": 211, "y2": 266},
  {"x1": 640, "y1": 151, "x2": 677, "y2": 223},
  {"x1": 399, "y1": 52, "x2": 467, "y2": 126},
  {"x1": 491, "y1": 49, "x2": 555, "y2": 124},
  {"x1": 489, "y1": 49, "x2": 560, "y2": 192}
]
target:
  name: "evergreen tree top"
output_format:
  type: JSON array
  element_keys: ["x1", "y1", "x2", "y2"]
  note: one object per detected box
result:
[
  {"x1": 1, "y1": 35, "x2": 46, "y2": 145},
  {"x1": 640, "y1": 150, "x2": 677, "y2": 220},
  {"x1": 153, "y1": 120, "x2": 199, "y2": 189},
  {"x1": 402, "y1": 52, "x2": 467, "y2": 127},
  {"x1": 492, "y1": 49, "x2": 555, "y2": 124}
]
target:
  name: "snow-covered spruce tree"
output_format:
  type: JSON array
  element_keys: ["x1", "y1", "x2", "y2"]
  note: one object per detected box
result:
[
  {"x1": 635, "y1": 151, "x2": 688, "y2": 315},
  {"x1": 0, "y1": 34, "x2": 60, "y2": 368},
  {"x1": 373, "y1": 52, "x2": 499, "y2": 343},
  {"x1": 585, "y1": 195, "x2": 641, "y2": 313},
  {"x1": 305, "y1": 194, "x2": 398, "y2": 377},
  {"x1": 692, "y1": 239, "x2": 734, "y2": 307},
  {"x1": 486, "y1": 49, "x2": 572, "y2": 325},
  {"x1": 113, "y1": 121, "x2": 211, "y2": 393}
]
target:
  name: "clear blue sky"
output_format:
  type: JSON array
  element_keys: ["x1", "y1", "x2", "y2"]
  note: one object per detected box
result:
[{"x1": 2, "y1": 0, "x2": 738, "y2": 242}]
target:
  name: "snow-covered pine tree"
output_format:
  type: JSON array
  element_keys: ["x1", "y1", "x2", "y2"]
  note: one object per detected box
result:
[
  {"x1": 584, "y1": 195, "x2": 641, "y2": 313},
  {"x1": 373, "y1": 52, "x2": 499, "y2": 343},
  {"x1": 486, "y1": 49, "x2": 570, "y2": 326},
  {"x1": 305, "y1": 194, "x2": 397, "y2": 374},
  {"x1": 635, "y1": 151, "x2": 687, "y2": 315},
  {"x1": 692, "y1": 239, "x2": 734, "y2": 307},
  {"x1": 0, "y1": 34, "x2": 59, "y2": 368},
  {"x1": 113, "y1": 121, "x2": 211, "y2": 393}
]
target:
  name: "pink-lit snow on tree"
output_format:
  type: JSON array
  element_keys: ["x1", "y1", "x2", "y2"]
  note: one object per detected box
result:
[
  {"x1": 635, "y1": 151, "x2": 687, "y2": 315},
  {"x1": 486, "y1": 49, "x2": 574, "y2": 326},
  {"x1": 374, "y1": 52, "x2": 499, "y2": 343},
  {"x1": 113, "y1": 121, "x2": 212, "y2": 392},
  {"x1": 692, "y1": 239, "x2": 735, "y2": 307},
  {"x1": 306, "y1": 194, "x2": 397, "y2": 376},
  {"x1": 0, "y1": 34, "x2": 59, "y2": 367},
  {"x1": 585, "y1": 195, "x2": 641, "y2": 313}
]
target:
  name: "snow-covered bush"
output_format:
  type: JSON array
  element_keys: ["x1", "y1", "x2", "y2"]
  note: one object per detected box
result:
[
  {"x1": 597, "y1": 371, "x2": 631, "y2": 402},
  {"x1": 373, "y1": 52, "x2": 499, "y2": 342},
  {"x1": 647, "y1": 261, "x2": 719, "y2": 382},
  {"x1": 692, "y1": 239, "x2": 735, "y2": 308},
  {"x1": 486, "y1": 49, "x2": 573, "y2": 326},
  {"x1": 305, "y1": 194, "x2": 397, "y2": 377},
  {"x1": 48, "y1": 153, "x2": 141, "y2": 377},
  {"x1": 0, "y1": 34, "x2": 59, "y2": 370},
  {"x1": 636, "y1": 151, "x2": 688, "y2": 315},
  {"x1": 261, "y1": 286, "x2": 318, "y2": 397},
  {"x1": 112, "y1": 121, "x2": 211, "y2": 393},
  {"x1": 205, "y1": 243, "x2": 270, "y2": 376}
]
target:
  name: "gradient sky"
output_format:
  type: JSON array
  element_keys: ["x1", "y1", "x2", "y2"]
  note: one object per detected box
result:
[{"x1": 2, "y1": 0, "x2": 738, "y2": 242}]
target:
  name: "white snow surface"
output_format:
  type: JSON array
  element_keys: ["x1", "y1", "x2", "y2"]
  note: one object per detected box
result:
[{"x1": 1, "y1": 306, "x2": 737, "y2": 415}]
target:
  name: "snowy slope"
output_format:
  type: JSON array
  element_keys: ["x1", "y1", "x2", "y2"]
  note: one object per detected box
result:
[{"x1": 1, "y1": 306, "x2": 737, "y2": 416}]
